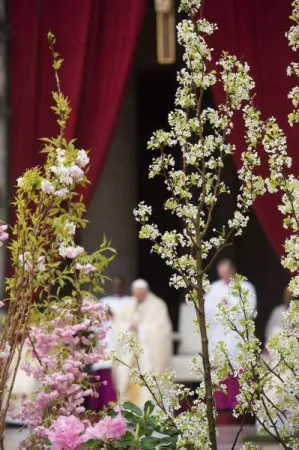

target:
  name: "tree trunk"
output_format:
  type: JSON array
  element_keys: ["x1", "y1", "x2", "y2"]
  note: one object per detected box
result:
[
  {"x1": 196, "y1": 283, "x2": 217, "y2": 450},
  {"x1": 0, "y1": 433, "x2": 4, "y2": 450}
]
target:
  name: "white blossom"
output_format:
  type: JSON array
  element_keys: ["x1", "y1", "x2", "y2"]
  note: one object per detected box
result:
[
  {"x1": 69, "y1": 164, "x2": 84, "y2": 182},
  {"x1": 64, "y1": 220, "x2": 76, "y2": 236},
  {"x1": 133, "y1": 202, "x2": 152, "y2": 223},
  {"x1": 41, "y1": 179, "x2": 55, "y2": 194},
  {"x1": 54, "y1": 188, "x2": 69, "y2": 198},
  {"x1": 58, "y1": 244, "x2": 84, "y2": 259},
  {"x1": 76, "y1": 149, "x2": 89, "y2": 168},
  {"x1": 18, "y1": 253, "x2": 46, "y2": 273},
  {"x1": 75, "y1": 263, "x2": 96, "y2": 274},
  {"x1": 124, "y1": 0, "x2": 299, "y2": 448}
]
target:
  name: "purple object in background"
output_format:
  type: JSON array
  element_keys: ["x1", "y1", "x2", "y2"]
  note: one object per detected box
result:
[
  {"x1": 214, "y1": 376, "x2": 240, "y2": 410},
  {"x1": 88, "y1": 369, "x2": 117, "y2": 411}
]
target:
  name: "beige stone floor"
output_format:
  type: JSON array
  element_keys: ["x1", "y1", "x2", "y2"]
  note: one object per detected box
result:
[
  {"x1": 3, "y1": 427, "x2": 28, "y2": 450},
  {"x1": 217, "y1": 425, "x2": 282, "y2": 450}
]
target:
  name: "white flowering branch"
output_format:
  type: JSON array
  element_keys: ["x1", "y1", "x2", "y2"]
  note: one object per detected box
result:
[{"x1": 126, "y1": 1, "x2": 299, "y2": 449}]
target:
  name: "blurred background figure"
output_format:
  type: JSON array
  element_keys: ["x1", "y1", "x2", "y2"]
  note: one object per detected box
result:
[
  {"x1": 255, "y1": 288, "x2": 292, "y2": 435},
  {"x1": 88, "y1": 276, "x2": 130, "y2": 411},
  {"x1": 205, "y1": 259, "x2": 257, "y2": 411},
  {"x1": 113, "y1": 279, "x2": 172, "y2": 408},
  {"x1": 102, "y1": 275, "x2": 131, "y2": 318},
  {"x1": 265, "y1": 287, "x2": 292, "y2": 342},
  {"x1": 5, "y1": 346, "x2": 38, "y2": 425}
]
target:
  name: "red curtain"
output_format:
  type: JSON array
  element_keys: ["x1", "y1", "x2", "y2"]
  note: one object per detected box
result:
[
  {"x1": 204, "y1": 1, "x2": 299, "y2": 255},
  {"x1": 8, "y1": 0, "x2": 146, "y2": 205}
]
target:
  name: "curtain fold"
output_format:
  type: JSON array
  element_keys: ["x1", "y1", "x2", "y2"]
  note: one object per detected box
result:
[
  {"x1": 204, "y1": 0, "x2": 299, "y2": 256},
  {"x1": 8, "y1": 0, "x2": 146, "y2": 206}
]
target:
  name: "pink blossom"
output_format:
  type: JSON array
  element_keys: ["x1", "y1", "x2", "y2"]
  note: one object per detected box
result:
[
  {"x1": 17, "y1": 277, "x2": 110, "y2": 440},
  {"x1": 46, "y1": 415, "x2": 84, "y2": 450},
  {"x1": 75, "y1": 263, "x2": 96, "y2": 274},
  {"x1": 29, "y1": 329, "x2": 60, "y2": 357},
  {"x1": 0, "y1": 232, "x2": 9, "y2": 241},
  {"x1": 83, "y1": 410, "x2": 126, "y2": 442},
  {"x1": 0, "y1": 224, "x2": 9, "y2": 247},
  {"x1": 81, "y1": 298, "x2": 105, "y2": 312},
  {"x1": 104, "y1": 411, "x2": 126, "y2": 439},
  {"x1": 0, "y1": 301, "x2": 4, "y2": 308},
  {"x1": 41, "y1": 179, "x2": 55, "y2": 194}
]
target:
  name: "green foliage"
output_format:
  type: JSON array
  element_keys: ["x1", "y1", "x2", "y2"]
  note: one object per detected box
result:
[
  {"x1": 84, "y1": 402, "x2": 178, "y2": 449},
  {"x1": 120, "y1": 401, "x2": 178, "y2": 449}
]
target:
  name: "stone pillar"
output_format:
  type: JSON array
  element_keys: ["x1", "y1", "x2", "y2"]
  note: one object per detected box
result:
[{"x1": 82, "y1": 73, "x2": 137, "y2": 295}]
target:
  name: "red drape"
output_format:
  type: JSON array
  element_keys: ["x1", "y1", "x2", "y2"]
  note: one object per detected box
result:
[
  {"x1": 9, "y1": 0, "x2": 146, "y2": 205},
  {"x1": 204, "y1": 1, "x2": 299, "y2": 255}
]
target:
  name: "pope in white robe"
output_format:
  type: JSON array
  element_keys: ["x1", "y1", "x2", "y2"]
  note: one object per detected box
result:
[
  {"x1": 205, "y1": 259, "x2": 257, "y2": 409},
  {"x1": 112, "y1": 279, "x2": 173, "y2": 408}
]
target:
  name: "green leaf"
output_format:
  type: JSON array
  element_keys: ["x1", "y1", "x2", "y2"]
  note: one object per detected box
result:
[
  {"x1": 140, "y1": 436, "x2": 163, "y2": 449},
  {"x1": 122, "y1": 401, "x2": 143, "y2": 417},
  {"x1": 143, "y1": 400, "x2": 155, "y2": 417},
  {"x1": 106, "y1": 444, "x2": 117, "y2": 450},
  {"x1": 85, "y1": 439, "x2": 101, "y2": 448},
  {"x1": 121, "y1": 410, "x2": 143, "y2": 426},
  {"x1": 116, "y1": 431, "x2": 135, "y2": 447}
]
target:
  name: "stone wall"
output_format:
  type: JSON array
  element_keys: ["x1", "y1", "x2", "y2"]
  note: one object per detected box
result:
[{"x1": 82, "y1": 74, "x2": 137, "y2": 295}]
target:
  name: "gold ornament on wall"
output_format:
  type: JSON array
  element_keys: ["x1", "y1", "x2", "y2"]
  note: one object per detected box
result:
[{"x1": 155, "y1": 0, "x2": 176, "y2": 64}]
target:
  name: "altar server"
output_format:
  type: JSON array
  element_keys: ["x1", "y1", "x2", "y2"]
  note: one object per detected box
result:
[
  {"x1": 205, "y1": 259, "x2": 257, "y2": 410},
  {"x1": 88, "y1": 276, "x2": 130, "y2": 410}
]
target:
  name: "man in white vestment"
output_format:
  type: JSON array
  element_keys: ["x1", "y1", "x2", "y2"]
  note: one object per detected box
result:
[
  {"x1": 112, "y1": 279, "x2": 173, "y2": 408},
  {"x1": 264, "y1": 287, "x2": 291, "y2": 342},
  {"x1": 205, "y1": 259, "x2": 257, "y2": 409}
]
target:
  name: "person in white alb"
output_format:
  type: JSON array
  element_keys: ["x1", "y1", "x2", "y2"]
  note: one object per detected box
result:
[
  {"x1": 265, "y1": 287, "x2": 291, "y2": 342},
  {"x1": 205, "y1": 259, "x2": 257, "y2": 410},
  {"x1": 112, "y1": 279, "x2": 173, "y2": 408},
  {"x1": 88, "y1": 276, "x2": 131, "y2": 410}
]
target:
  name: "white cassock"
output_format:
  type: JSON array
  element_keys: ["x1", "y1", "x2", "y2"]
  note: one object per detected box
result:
[
  {"x1": 91, "y1": 295, "x2": 131, "y2": 371},
  {"x1": 112, "y1": 292, "x2": 173, "y2": 408},
  {"x1": 264, "y1": 304, "x2": 287, "y2": 342},
  {"x1": 205, "y1": 279, "x2": 257, "y2": 361}
]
